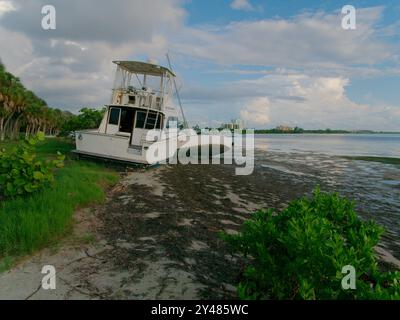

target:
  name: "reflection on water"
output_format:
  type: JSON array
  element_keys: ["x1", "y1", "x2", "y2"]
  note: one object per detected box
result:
[{"x1": 253, "y1": 134, "x2": 400, "y2": 259}]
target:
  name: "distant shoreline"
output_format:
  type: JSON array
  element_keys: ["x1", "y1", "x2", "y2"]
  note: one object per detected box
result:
[
  {"x1": 342, "y1": 156, "x2": 400, "y2": 165},
  {"x1": 252, "y1": 131, "x2": 400, "y2": 134}
]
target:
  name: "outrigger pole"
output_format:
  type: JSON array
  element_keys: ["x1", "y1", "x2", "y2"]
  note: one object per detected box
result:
[{"x1": 166, "y1": 53, "x2": 188, "y2": 129}]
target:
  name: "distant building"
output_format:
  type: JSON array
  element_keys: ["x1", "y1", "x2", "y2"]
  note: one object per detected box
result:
[
  {"x1": 222, "y1": 119, "x2": 245, "y2": 130},
  {"x1": 275, "y1": 125, "x2": 293, "y2": 132}
]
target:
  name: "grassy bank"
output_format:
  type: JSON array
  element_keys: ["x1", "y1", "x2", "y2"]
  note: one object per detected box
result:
[{"x1": 0, "y1": 138, "x2": 118, "y2": 267}]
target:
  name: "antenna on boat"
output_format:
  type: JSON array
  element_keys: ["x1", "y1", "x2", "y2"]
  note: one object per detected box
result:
[{"x1": 166, "y1": 53, "x2": 188, "y2": 129}]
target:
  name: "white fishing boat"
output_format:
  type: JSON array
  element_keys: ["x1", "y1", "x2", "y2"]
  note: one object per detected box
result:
[{"x1": 74, "y1": 59, "x2": 225, "y2": 165}]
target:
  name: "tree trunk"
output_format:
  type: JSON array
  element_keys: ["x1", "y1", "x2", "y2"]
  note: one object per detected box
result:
[
  {"x1": 11, "y1": 114, "x2": 23, "y2": 140},
  {"x1": 0, "y1": 118, "x2": 4, "y2": 141},
  {"x1": 3, "y1": 112, "x2": 15, "y2": 140},
  {"x1": 25, "y1": 124, "x2": 30, "y2": 140}
]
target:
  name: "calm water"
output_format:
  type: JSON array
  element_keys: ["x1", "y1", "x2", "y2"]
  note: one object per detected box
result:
[
  {"x1": 253, "y1": 134, "x2": 400, "y2": 259},
  {"x1": 254, "y1": 133, "x2": 400, "y2": 157}
]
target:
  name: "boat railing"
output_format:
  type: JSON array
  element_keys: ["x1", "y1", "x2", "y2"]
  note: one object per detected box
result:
[
  {"x1": 112, "y1": 86, "x2": 163, "y2": 97},
  {"x1": 111, "y1": 87, "x2": 163, "y2": 110}
]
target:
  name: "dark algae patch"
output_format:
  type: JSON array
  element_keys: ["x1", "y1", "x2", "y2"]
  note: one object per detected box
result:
[{"x1": 344, "y1": 156, "x2": 400, "y2": 165}]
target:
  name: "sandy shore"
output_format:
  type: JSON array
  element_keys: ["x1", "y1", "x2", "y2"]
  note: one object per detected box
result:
[{"x1": 0, "y1": 163, "x2": 399, "y2": 299}]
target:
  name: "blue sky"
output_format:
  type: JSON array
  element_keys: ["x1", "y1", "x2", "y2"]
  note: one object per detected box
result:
[
  {"x1": 0, "y1": 0, "x2": 399, "y2": 130},
  {"x1": 182, "y1": 0, "x2": 400, "y2": 110}
]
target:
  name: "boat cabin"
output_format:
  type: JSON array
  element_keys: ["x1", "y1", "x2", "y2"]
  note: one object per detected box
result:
[
  {"x1": 74, "y1": 60, "x2": 179, "y2": 164},
  {"x1": 99, "y1": 61, "x2": 176, "y2": 141}
]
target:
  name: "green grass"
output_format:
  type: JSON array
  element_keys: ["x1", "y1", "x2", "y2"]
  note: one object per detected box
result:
[
  {"x1": 344, "y1": 156, "x2": 400, "y2": 165},
  {"x1": 0, "y1": 138, "x2": 118, "y2": 260},
  {"x1": 35, "y1": 137, "x2": 75, "y2": 156},
  {"x1": 1, "y1": 137, "x2": 75, "y2": 158}
]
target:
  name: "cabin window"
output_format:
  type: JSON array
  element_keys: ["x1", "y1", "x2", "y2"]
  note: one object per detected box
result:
[
  {"x1": 119, "y1": 108, "x2": 135, "y2": 133},
  {"x1": 135, "y1": 111, "x2": 162, "y2": 130},
  {"x1": 109, "y1": 108, "x2": 120, "y2": 125},
  {"x1": 156, "y1": 114, "x2": 162, "y2": 129},
  {"x1": 135, "y1": 111, "x2": 146, "y2": 128},
  {"x1": 128, "y1": 95, "x2": 136, "y2": 104}
]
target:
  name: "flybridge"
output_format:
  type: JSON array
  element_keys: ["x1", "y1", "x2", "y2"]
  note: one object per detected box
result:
[
  {"x1": 113, "y1": 61, "x2": 175, "y2": 77},
  {"x1": 110, "y1": 60, "x2": 174, "y2": 112}
]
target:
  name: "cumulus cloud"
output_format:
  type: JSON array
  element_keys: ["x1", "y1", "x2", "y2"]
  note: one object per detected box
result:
[
  {"x1": 230, "y1": 0, "x2": 254, "y2": 12},
  {"x1": 240, "y1": 97, "x2": 270, "y2": 125},
  {"x1": 0, "y1": 1, "x2": 15, "y2": 16},
  {"x1": 234, "y1": 73, "x2": 399, "y2": 130}
]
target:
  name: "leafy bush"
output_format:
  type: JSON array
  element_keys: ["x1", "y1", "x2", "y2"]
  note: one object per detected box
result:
[
  {"x1": 60, "y1": 107, "x2": 105, "y2": 135},
  {"x1": 221, "y1": 188, "x2": 400, "y2": 300},
  {"x1": 0, "y1": 132, "x2": 64, "y2": 198}
]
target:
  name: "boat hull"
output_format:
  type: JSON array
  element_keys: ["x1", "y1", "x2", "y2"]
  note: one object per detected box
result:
[
  {"x1": 75, "y1": 130, "x2": 171, "y2": 164},
  {"x1": 74, "y1": 130, "x2": 229, "y2": 165}
]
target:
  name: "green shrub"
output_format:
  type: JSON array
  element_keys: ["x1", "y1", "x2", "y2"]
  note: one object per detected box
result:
[
  {"x1": 0, "y1": 132, "x2": 64, "y2": 198},
  {"x1": 0, "y1": 160, "x2": 118, "y2": 257},
  {"x1": 221, "y1": 188, "x2": 400, "y2": 300}
]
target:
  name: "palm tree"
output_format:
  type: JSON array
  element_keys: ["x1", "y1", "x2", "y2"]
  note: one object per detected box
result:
[
  {"x1": 0, "y1": 62, "x2": 62, "y2": 140},
  {"x1": 0, "y1": 66, "x2": 20, "y2": 140},
  {"x1": 2, "y1": 84, "x2": 26, "y2": 140},
  {"x1": 1, "y1": 61, "x2": 97, "y2": 140}
]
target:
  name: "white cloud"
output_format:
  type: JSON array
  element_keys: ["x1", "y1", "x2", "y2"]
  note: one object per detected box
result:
[
  {"x1": 230, "y1": 0, "x2": 254, "y2": 12},
  {"x1": 183, "y1": 70, "x2": 399, "y2": 131},
  {"x1": 0, "y1": 0, "x2": 15, "y2": 16},
  {"x1": 0, "y1": 0, "x2": 183, "y2": 109},
  {"x1": 174, "y1": 7, "x2": 394, "y2": 70},
  {"x1": 240, "y1": 97, "x2": 270, "y2": 125},
  {"x1": 235, "y1": 73, "x2": 399, "y2": 130}
]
